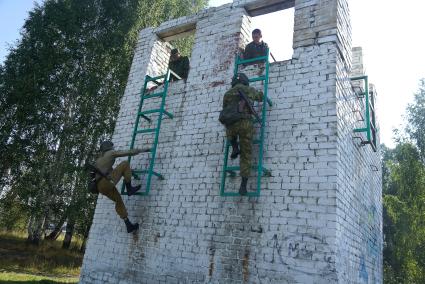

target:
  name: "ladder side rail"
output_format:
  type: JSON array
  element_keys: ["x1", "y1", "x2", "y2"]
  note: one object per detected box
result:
[
  {"x1": 220, "y1": 140, "x2": 231, "y2": 196},
  {"x1": 122, "y1": 76, "x2": 149, "y2": 194},
  {"x1": 145, "y1": 70, "x2": 171, "y2": 194},
  {"x1": 256, "y1": 49, "x2": 270, "y2": 195},
  {"x1": 130, "y1": 76, "x2": 149, "y2": 151},
  {"x1": 363, "y1": 76, "x2": 372, "y2": 143},
  {"x1": 369, "y1": 89, "x2": 378, "y2": 151},
  {"x1": 233, "y1": 53, "x2": 240, "y2": 76}
]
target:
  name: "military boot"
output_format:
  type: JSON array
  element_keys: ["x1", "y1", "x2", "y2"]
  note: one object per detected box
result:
[
  {"x1": 230, "y1": 140, "x2": 240, "y2": 160},
  {"x1": 125, "y1": 182, "x2": 141, "y2": 196},
  {"x1": 124, "y1": 217, "x2": 139, "y2": 233},
  {"x1": 239, "y1": 177, "x2": 248, "y2": 196}
]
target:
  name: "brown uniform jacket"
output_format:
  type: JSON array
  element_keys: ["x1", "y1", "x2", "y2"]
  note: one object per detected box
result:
[{"x1": 95, "y1": 149, "x2": 142, "y2": 177}]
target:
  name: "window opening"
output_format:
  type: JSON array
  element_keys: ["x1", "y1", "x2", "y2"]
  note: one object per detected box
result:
[
  {"x1": 250, "y1": 7, "x2": 294, "y2": 62},
  {"x1": 157, "y1": 23, "x2": 196, "y2": 82}
]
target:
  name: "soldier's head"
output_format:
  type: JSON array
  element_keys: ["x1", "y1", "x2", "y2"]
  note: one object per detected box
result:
[
  {"x1": 100, "y1": 140, "x2": 114, "y2": 153},
  {"x1": 231, "y1": 73, "x2": 249, "y2": 87},
  {"x1": 170, "y1": 48, "x2": 180, "y2": 62},
  {"x1": 252, "y1": 29, "x2": 262, "y2": 44}
]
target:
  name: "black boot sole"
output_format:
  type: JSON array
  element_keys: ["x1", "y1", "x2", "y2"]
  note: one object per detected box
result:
[
  {"x1": 230, "y1": 151, "x2": 240, "y2": 159},
  {"x1": 127, "y1": 223, "x2": 139, "y2": 233},
  {"x1": 127, "y1": 186, "x2": 141, "y2": 196}
]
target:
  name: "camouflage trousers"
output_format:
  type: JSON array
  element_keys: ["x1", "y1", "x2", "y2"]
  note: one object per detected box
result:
[
  {"x1": 226, "y1": 119, "x2": 254, "y2": 178},
  {"x1": 97, "y1": 161, "x2": 132, "y2": 219}
]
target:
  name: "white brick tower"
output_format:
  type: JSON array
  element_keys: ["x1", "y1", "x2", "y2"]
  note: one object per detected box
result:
[{"x1": 80, "y1": 0, "x2": 382, "y2": 283}]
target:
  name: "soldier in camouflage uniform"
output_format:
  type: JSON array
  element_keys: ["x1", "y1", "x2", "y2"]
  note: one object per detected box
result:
[
  {"x1": 169, "y1": 48, "x2": 190, "y2": 81},
  {"x1": 96, "y1": 141, "x2": 150, "y2": 233},
  {"x1": 243, "y1": 29, "x2": 269, "y2": 64},
  {"x1": 222, "y1": 73, "x2": 263, "y2": 195}
]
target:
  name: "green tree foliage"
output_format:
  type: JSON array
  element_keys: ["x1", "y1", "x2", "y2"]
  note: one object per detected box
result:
[
  {"x1": 0, "y1": 0, "x2": 207, "y2": 245},
  {"x1": 383, "y1": 79, "x2": 425, "y2": 283},
  {"x1": 407, "y1": 79, "x2": 425, "y2": 160}
]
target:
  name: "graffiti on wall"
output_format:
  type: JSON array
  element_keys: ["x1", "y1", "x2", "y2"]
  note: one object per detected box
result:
[
  {"x1": 269, "y1": 233, "x2": 337, "y2": 281},
  {"x1": 358, "y1": 203, "x2": 382, "y2": 283}
]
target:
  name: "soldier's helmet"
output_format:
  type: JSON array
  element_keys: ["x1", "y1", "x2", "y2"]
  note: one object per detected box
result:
[
  {"x1": 231, "y1": 73, "x2": 249, "y2": 87},
  {"x1": 100, "y1": 141, "x2": 114, "y2": 152}
]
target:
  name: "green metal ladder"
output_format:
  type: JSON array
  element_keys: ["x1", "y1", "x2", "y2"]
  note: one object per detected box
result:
[
  {"x1": 220, "y1": 50, "x2": 273, "y2": 197},
  {"x1": 121, "y1": 70, "x2": 173, "y2": 196},
  {"x1": 351, "y1": 75, "x2": 377, "y2": 152}
]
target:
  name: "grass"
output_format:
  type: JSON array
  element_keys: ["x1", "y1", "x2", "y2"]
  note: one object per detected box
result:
[
  {"x1": 0, "y1": 231, "x2": 82, "y2": 283},
  {"x1": 0, "y1": 272, "x2": 77, "y2": 283}
]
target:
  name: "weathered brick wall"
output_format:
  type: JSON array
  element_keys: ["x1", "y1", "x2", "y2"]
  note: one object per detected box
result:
[
  {"x1": 335, "y1": 45, "x2": 383, "y2": 283},
  {"x1": 80, "y1": 0, "x2": 382, "y2": 283}
]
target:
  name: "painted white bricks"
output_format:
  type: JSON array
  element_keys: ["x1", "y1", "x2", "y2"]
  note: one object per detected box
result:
[{"x1": 80, "y1": 0, "x2": 382, "y2": 283}]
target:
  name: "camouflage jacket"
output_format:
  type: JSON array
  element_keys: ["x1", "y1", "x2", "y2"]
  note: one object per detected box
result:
[
  {"x1": 243, "y1": 41, "x2": 269, "y2": 63},
  {"x1": 222, "y1": 84, "x2": 263, "y2": 119}
]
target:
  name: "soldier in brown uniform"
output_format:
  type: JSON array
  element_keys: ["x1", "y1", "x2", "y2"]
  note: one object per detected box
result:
[
  {"x1": 221, "y1": 73, "x2": 263, "y2": 195},
  {"x1": 95, "y1": 141, "x2": 150, "y2": 233}
]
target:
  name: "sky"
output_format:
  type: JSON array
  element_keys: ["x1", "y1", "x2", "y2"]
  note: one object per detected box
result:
[{"x1": 1, "y1": 0, "x2": 425, "y2": 148}]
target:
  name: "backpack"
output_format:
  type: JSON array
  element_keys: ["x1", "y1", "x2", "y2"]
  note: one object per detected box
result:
[
  {"x1": 84, "y1": 163, "x2": 107, "y2": 194},
  {"x1": 219, "y1": 98, "x2": 249, "y2": 127}
]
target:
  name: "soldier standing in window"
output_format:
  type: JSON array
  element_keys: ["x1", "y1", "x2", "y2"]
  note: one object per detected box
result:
[
  {"x1": 243, "y1": 29, "x2": 269, "y2": 64},
  {"x1": 169, "y1": 48, "x2": 190, "y2": 81}
]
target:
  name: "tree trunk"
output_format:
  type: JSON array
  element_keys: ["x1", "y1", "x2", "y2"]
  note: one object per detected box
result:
[
  {"x1": 80, "y1": 224, "x2": 91, "y2": 252},
  {"x1": 62, "y1": 220, "x2": 75, "y2": 249},
  {"x1": 45, "y1": 216, "x2": 66, "y2": 240},
  {"x1": 27, "y1": 214, "x2": 45, "y2": 245}
]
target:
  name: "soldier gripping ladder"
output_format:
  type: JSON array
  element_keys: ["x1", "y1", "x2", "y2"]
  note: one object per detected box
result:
[{"x1": 219, "y1": 48, "x2": 273, "y2": 197}]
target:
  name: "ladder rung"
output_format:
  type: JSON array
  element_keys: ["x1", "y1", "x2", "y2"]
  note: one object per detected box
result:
[
  {"x1": 146, "y1": 74, "x2": 166, "y2": 83},
  {"x1": 163, "y1": 110, "x2": 173, "y2": 119},
  {"x1": 143, "y1": 92, "x2": 164, "y2": 99},
  {"x1": 350, "y1": 75, "x2": 368, "y2": 81},
  {"x1": 139, "y1": 109, "x2": 161, "y2": 116},
  {"x1": 225, "y1": 166, "x2": 240, "y2": 172},
  {"x1": 225, "y1": 166, "x2": 271, "y2": 174},
  {"x1": 136, "y1": 128, "x2": 157, "y2": 134},
  {"x1": 132, "y1": 169, "x2": 164, "y2": 180},
  {"x1": 221, "y1": 191, "x2": 261, "y2": 197},
  {"x1": 262, "y1": 168, "x2": 272, "y2": 177},
  {"x1": 354, "y1": 127, "x2": 367, "y2": 133},
  {"x1": 236, "y1": 56, "x2": 268, "y2": 65},
  {"x1": 139, "y1": 114, "x2": 152, "y2": 122},
  {"x1": 265, "y1": 97, "x2": 273, "y2": 107},
  {"x1": 138, "y1": 109, "x2": 173, "y2": 119},
  {"x1": 249, "y1": 76, "x2": 266, "y2": 83}
]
